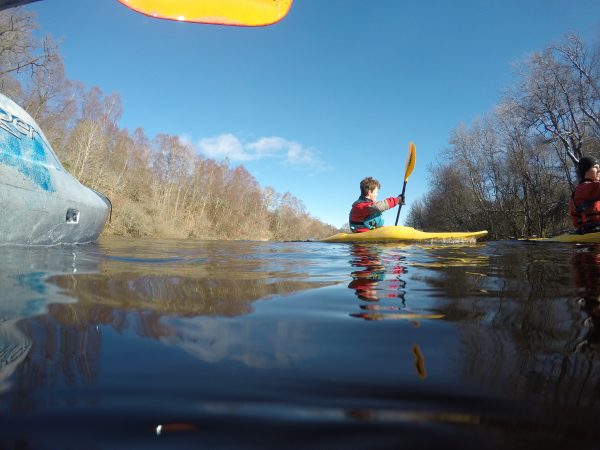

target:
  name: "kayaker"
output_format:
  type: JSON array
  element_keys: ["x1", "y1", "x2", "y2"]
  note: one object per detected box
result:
[
  {"x1": 349, "y1": 177, "x2": 404, "y2": 233},
  {"x1": 569, "y1": 156, "x2": 600, "y2": 231}
]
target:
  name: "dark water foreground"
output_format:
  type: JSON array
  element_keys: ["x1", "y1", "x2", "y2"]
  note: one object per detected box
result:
[{"x1": 1, "y1": 237, "x2": 600, "y2": 449}]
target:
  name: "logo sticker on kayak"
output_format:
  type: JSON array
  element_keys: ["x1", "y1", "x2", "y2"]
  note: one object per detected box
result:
[{"x1": 0, "y1": 99, "x2": 55, "y2": 192}]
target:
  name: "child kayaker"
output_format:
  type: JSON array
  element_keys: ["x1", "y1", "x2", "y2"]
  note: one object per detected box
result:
[
  {"x1": 349, "y1": 177, "x2": 404, "y2": 233},
  {"x1": 569, "y1": 156, "x2": 600, "y2": 232}
]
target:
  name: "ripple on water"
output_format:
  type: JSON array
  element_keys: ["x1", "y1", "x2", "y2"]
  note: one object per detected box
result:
[{"x1": 1, "y1": 238, "x2": 600, "y2": 449}]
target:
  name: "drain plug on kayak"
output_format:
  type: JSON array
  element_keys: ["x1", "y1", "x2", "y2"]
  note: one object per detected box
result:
[{"x1": 66, "y1": 209, "x2": 80, "y2": 224}]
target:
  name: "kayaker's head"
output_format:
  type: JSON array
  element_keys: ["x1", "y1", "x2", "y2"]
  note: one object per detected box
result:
[
  {"x1": 360, "y1": 177, "x2": 380, "y2": 201},
  {"x1": 578, "y1": 156, "x2": 600, "y2": 182}
]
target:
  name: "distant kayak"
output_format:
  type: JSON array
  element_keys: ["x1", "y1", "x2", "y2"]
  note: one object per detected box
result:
[
  {"x1": 527, "y1": 229, "x2": 600, "y2": 244},
  {"x1": 321, "y1": 226, "x2": 488, "y2": 243}
]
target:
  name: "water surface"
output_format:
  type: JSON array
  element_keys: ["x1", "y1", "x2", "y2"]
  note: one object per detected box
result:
[{"x1": 1, "y1": 237, "x2": 599, "y2": 449}]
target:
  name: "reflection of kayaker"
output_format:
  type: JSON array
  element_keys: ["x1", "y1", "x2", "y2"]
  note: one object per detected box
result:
[
  {"x1": 572, "y1": 247, "x2": 600, "y2": 349},
  {"x1": 347, "y1": 244, "x2": 408, "y2": 303},
  {"x1": 347, "y1": 244, "x2": 408, "y2": 316},
  {"x1": 348, "y1": 244, "x2": 386, "y2": 301}
]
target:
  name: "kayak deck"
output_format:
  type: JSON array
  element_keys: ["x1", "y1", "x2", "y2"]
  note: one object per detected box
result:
[{"x1": 321, "y1": 226, "x2": 488, "y2": 243}]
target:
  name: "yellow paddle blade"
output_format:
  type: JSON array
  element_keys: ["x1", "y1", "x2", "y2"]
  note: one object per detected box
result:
[
  {"x1": 116, "y1": 0, "x2": 293, "y2": 26},
  {"x1": 404, "y1": 141, "x2": 416, "y2": 182}
]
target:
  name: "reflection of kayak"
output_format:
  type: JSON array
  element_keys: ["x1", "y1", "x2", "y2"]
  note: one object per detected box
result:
[
  {"x1": 321, "y1": 226, "x2": 488, "y2": 243},
  {"x1": 527, "y1": 230, "x2": 600, "y2": 244}
]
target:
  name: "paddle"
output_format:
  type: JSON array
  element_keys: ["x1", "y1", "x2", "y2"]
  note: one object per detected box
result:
[
  {"x1": 0, "y1": 0, "x2": 293, "y2": 26},
  {"x1": 394, "y1": 142, "x2": 416, "y2": 226},
  {"x1": 115, "y1": 0, "x2": 293, "y2": 26}
]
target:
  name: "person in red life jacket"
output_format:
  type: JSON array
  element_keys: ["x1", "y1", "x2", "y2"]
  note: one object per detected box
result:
[
  {"x1": 349, "y1": 177, "x2": 404, "y2": 233},
  {"x1": 569, "y1": 156, "x2": 600, "y2": 232}
]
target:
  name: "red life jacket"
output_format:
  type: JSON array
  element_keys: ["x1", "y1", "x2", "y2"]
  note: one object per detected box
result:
[
  {"x1": 569, "y1": 180, "x2": 600, "y2": 229},
  {"x1": 349, "y1": 196, "x2": 399, "y2": 232},
  {"x1": 349, "y1": 198, "x2": 384, "y2": 232}
]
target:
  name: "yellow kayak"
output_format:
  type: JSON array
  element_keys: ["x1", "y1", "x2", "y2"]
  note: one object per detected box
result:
[
  {"x1": 321, "y1": 226, "x2": 488, "y2": 243},
  {"x1": 528, "y1": 230, "x2": 600, "y2": 244}
]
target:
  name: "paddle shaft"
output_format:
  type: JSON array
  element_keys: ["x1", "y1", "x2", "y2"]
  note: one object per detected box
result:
[{"x1": 394, "y1": 181, "x2": 407, "y2": 226}]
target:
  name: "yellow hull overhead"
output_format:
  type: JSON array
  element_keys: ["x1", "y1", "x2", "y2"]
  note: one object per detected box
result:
[
  {"x1": 321, "y1": 226, "x2": 488, "y2": 243},
  {"x1": 117, "y1": 0, "x2": 293, "y2": 26}
]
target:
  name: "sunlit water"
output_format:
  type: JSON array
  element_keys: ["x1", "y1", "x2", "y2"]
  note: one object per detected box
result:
[{"x1": 1, "y1": 236, "x2": 600, "y2": 449}]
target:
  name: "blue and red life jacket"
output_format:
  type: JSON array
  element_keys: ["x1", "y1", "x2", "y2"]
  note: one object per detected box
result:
[{"x1": 349, "y1": 197, "x2": 385, "y2": 232}]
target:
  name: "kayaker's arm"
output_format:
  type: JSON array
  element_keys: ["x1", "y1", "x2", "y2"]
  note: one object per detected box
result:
[{"x1": 369, "y1": 196, "x2": 401, "y2": 213}]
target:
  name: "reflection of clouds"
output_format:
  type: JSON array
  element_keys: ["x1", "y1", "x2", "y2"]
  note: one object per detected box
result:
[{"x1": 160, "y1": 317, "x2": 315, "y2": 369}]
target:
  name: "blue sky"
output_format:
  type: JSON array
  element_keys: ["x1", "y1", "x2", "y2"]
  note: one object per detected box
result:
[{"x1": 30, "y1": 0, "x2": 600, "y2": 228}]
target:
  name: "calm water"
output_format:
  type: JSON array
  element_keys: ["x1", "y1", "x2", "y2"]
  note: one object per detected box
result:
[{"x1": 1, "y1": 236, "x2": 600, "y2": 449}]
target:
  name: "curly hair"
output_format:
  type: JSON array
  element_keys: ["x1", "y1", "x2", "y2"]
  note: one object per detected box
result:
[{"x1": 360, "y1": 177, "x2": 380, "y2": 196}]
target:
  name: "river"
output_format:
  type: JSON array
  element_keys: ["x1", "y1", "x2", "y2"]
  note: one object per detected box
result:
[{"x1": 1, "y1": 236, "x2": 599, "y2": 449}]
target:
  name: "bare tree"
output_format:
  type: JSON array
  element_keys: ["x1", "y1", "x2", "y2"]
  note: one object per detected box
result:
[
  {"x1": 410, "y1": 33, "x2": 599, "y2": 239},
  {"x1": 0, "y1": 9, "x2": 340, "y2": 241},
  {"x1": 0, "y1": 8, "x2": 57, "y2": 96},
  {"x1": 510, "y1": 33, "x2": 600, "y2": 180}
]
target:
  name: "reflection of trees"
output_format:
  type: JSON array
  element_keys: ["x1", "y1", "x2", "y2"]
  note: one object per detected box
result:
[
  {"x1": 408, "y1": 245, "x2": 489, "y2": 306},
  {"x1": 49, "y1": 273, "x2": 324, "y2": 321},
  {"x1": 419, "y1": 242, "x2": 600, "y2": 409},
  {"x1": 44, "y1": 239, "x2": 335, "y2": 323},
  {"x1": 0, "y1": 246, "x2": 98, "y2": 397},
  {"x1": 8, "y1": 254, "x2": 333, "y2": 400}
]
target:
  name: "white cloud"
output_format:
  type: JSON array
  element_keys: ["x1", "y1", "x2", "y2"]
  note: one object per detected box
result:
[
  {"x1": 246, "y1": 136, "x2": 287, "y2": 156},
  {"x1": 197, "y1": 133, "x2": 250, "y2": 161},
  {"x1": 192, "y1": 133, "x2": 330, "y2": 171},
  {"x1": 285, "y1": 142, "x2": 323, "y2": 168}
]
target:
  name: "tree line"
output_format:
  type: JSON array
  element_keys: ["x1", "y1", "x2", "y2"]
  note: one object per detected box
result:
[
  {"x1": 0, "y1": 8, "x2": 339, "y2": 241},
  {"x1": 407, "y1": 33, "x2": 600, "y2": 239}
]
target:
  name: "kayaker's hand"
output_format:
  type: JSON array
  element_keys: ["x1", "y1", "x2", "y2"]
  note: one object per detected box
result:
[{"x1": 397, "y1": 195, "x2": 405, "y2": 205}]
